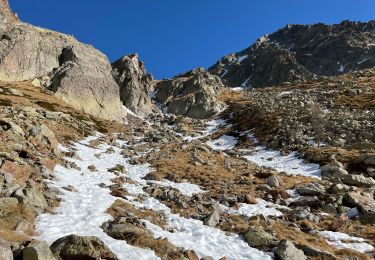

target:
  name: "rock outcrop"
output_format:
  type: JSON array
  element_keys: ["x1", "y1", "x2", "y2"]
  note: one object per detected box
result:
[
  {"x1": 112, "y1": 54, "x2": 154, "y2": 116},
  {"x1": 210, "y1": 20, "x2": 375, "y2": 88},
  {"x1": 0, "y1": 1, "x2": 125, "y2": 121},
  {"x1": 154, "y1": 68, "x2": 223, "y2": 119}
]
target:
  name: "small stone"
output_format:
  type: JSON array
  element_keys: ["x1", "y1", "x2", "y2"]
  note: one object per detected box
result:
[
  {"x1": 8, "y1": 88, "x2": 24, "y2": 96},
  {"x1": 203, "y1": 209, "x2": 221, "y2": 227},
  {"x1": 87, "y1": 165, "x2": 96, "y2": 172},
  {"x1": 266, "y1": 175, "x2": 280, "y2": 187}
]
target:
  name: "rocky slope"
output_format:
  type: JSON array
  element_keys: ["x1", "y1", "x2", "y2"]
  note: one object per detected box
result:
[
  {"x1": 1, "y1": 1, "x2": 375, "y2": 259},
  {"x1": 210, "y1": 20, "x2": 375, "y2": 88},
  {"x1": 154, "y1": 68, "x2": 224, "y2": 119},
  {"x1": 0, "y1": 0, "x2": 126, "y2": 121}
]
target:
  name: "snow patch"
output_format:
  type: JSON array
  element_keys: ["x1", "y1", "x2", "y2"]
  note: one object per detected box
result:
[
  {"x1": 151, "y1": 179, "x2": 205, "y2": 197},
  {"x1": 222, "y1": 199, "x2": 285, "y2": 218},
  {"x1": 206, "y1": 135, "x2": 238, "y2": 151},
  {"x1": 240, "y1": 132, "x2": 321, "y2": 178},
  {"x1": 237, "y1": 55, "x2": 248, "y2": 63},
  {"x1": 319, "y1": 231, "x2": 374, "y2": 253}
]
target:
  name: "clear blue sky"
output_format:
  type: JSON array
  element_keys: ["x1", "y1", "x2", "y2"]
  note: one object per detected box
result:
[{"x1": 10, "y1": 0, "x2": 375, "y2": 79}]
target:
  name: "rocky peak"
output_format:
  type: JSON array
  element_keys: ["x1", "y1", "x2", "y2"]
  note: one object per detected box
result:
[
  {"x1": 0, "y1": 2, "x2": 126, "y2": 122},
  {"x1": 209, "y1": 20, "x2": 375, "y2": 88},
  {"x1": 111, "y1": 53, "x2": 154, "y2": 116}
]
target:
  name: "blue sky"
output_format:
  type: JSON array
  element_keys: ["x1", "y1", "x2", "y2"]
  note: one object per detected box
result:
[{"x1": 10, "y1": 0, "x2": 375, "y2": 79}]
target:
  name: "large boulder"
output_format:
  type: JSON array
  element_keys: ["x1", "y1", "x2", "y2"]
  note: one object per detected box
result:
[
  {"x1": 112, "y1": 54, "x2": 154, "y2": 116},
  {"x1": 0, "y1": 2, "x2": 125, "y2": 122},
  {"x1": 50, "y1": 235, "x2": 118, "y2": 260},
  {"x1": 154, "y1": 68, "x2": 223, "y2": 119}
]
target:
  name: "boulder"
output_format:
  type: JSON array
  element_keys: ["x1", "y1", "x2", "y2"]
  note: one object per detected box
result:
[
  {"x1": 297, "y1": 183, "x2": 325, "y2": 196},
  {"x1": 266, "y1": 175, "x2": 280, "y2": 187},
  {"x1": 344, "y1": 192, "x2": 375, "y2": 214},
  {"x1": 112, "y1": 54, "x2": 154, "y2": 116},
  {"x1": 340, "y1": 174, "x2": 375, "y2": 187},
  {"x1": 14, "y1": 187, "x2": 48, "y2": 211},
  {"x1": 203, "y1": 208, "x2": 221, "y2": 227},
  {"x1": 28, "y1": 124, "x2": 58, "y2": 150},
  {"x1": 104, "y1": 222, "x2": 152, "y2": 241},
  {"x1": 50, "y1": 235, "x2": 118, "y2": 260},
  {"x1": 0, "y1": 5, "x2": 125, "y2": 121},
  {"x1": 243, "y1": 226, "x2": 277, "y2": 247},
  {"x1": 154, "y1": 68, "x2": 223, "y2": 119},
  {"x1": 275, "y1": 240, "x2": 307, "y2": 260},
  {"x1": 23, "y1": 241, "x2": 56, "y2": 260},
  {"x1": 320, "y1": 164, "x2": 348, "y2": 178}
]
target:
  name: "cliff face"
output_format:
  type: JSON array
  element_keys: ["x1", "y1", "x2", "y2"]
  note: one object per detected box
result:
[
  {"x1": 0, "y1": 0, "x2": 126, "y2": 122},
  {"x1": 209, "y1": 20, "x2": 375, "y2": 88},
  {"x1": 112, "y1": 54, "x2": 154, "y2": 116}
]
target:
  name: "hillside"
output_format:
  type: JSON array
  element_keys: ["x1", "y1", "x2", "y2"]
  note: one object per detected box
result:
[
  {"x1": 0, "y1": 1, "x2": 375, "y2": 260},
  {"x1": 209, "y1": 21, "x2": 375, "y2": 88}
]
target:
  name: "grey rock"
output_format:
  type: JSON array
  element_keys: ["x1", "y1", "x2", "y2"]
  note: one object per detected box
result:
[
  {"x1": 320, "y1": 204, "x2": 337, "y2": 215},
  {"x1": 344, "y1": 192, "x2": 375, "y2": 214},
  {"x1": 297, "y1": 244, "x2": 336, "y2": 260},
  {"x1": 104, "y1": 222, "x2": 152, "y2": 240},
  {"x1": 321, "y1": 164, "x2": 348, "y2": 178},
  {"x1": 362, "y1": 154, "x2": 375, "y2": 166},
  {"x1": 266, "y1": 175, "x2": 280, "y2": 187},
  {"x1": 275, "y1": 240, "x2": 307, "y2": 260},
  {"x1": 291, "y1": 196, "x2": 322, "y2": 208},
  {"x1": 340, "y1": 174, "x2": 375, "y2": 187},
  {"x1": 297, "y1": 183, "x2": 325, "y2": 196},
  {"x1": 23, "y1": 240, "x2": 56, "y2": 260},
  {"x1": 112, "y1": 54, "x2": 154, "y2": 116},
  {"x1": 243, "y1": 226, "x2": 277, "y2": 247},
  {"x1": 15, "y1": 187, "x2": 48, "y2": 211},
  {"x1": 154, "y1": 68, "x2": 223, "y2": 119},
  {"x1": 50, "y1": 234, "x2": 118, "y2": 260},
  {"x1": 28, "y1": 124, "x2": 58, "y2": 150},
  {"x1": 203, "y1": 208, "x2": 221, "y2": 227}
]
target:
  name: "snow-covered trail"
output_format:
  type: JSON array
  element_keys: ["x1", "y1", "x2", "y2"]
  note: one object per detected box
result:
[
  {"x1": 36, "y1": 136, "x2": 159, "y2": 260},
  {"x1": 35, "y1": 134, "x2": 272, "y2": 260}
]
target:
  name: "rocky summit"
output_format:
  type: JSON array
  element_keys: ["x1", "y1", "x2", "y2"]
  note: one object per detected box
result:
[
  {"x1": 209, "y1": 20, "x2": 375, "y2": 88},
  {"x1": 0, "y1": 1, "x2": 375, "y2": 260}
]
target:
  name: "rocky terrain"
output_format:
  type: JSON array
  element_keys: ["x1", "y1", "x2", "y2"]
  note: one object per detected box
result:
[
  {"x1": 0, "y1": 1, "x2": 375, "y2": 259},
  {"x1": 209, "y1": 20, "x2": 375, "y2": 88}
]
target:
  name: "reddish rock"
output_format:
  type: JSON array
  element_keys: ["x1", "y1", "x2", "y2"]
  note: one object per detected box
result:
[{"x1": 0, "y1": 160, "x2": 31, "y2": 184}]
